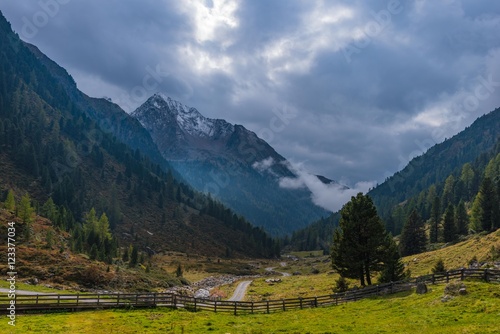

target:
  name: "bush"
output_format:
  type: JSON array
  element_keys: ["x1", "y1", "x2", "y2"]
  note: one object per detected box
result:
[
  {"x1": 432, "y1": 259, "x2": 446, "y2": 274},
  {"x1": 333, "y1": 276, "x2": 349, "y2": 293}
]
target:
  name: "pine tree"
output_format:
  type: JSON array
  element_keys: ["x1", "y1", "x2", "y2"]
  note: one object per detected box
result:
[
  {"x1": 4, "y1": 189, "x2": 15, "y2": 210},
  {"x1": 430, "y1": 196, "x2": 440, "y2": 243},
  {"x1": 129, "y1": 245, "x2": 138, "y2": 267},
  {"x1": 432, "y1": 259, "x2": 446, "y2": 274},
  {"x1": 442, "y1": 204, "x2": 456, "y2": 242},
  {"x1": 331, "y1": 193, "x2": 389, "y2": 286},
  {"x1": 176, "y1": 263, "x2": 183, "y2": 277},
  {"x1": 478, "y1": 177, "x2": 499, "y2": 231},
  {"x1": 470, "y1": 193, "x2": 483, "y2": 232},
  {"x1": 41, "y1": 197, "x2": 58, "y2": 223},
  {"x1": 399, "y1": 210, "x2": 427, "y2": 256},
  {"x1": 455, "y1": 201, "x2": 469, "y2": 236},
  {"x1": 89, "y1": 244, "x2": 98, "y2": 260},
  {"x1": 379, "y1": 234, "x2": 408, "y2": 283},
  {"x1": 122, "y1": 247, "x2": 129, "y2": 262}
]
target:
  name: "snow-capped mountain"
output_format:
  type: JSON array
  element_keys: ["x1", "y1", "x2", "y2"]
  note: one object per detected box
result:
[{"x1": 132, "y1": 94, "x2": 331, "y2": 235}]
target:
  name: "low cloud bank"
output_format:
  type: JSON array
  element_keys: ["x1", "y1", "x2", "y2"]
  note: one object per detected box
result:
[{"x1": 279, "y1": 161, "x2": 375, "y2": 212}]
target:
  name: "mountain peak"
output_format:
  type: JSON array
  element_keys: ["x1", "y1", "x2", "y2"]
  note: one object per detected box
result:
[{"x1": 133, "y1": 94, "x2": 234, "y2": 139}]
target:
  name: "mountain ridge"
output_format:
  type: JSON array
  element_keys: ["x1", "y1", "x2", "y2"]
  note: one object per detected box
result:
[{"x1": 132, "y1": 93, "x2": 331, "y2": 235}]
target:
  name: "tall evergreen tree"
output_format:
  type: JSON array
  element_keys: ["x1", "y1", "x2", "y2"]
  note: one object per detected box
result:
[
  {"x1": 455, "y1": 200, "x2": 469, "y2": 236},
  {"x1": 331, "y1": 193, "x2": 389, "y2": 286},
  {"x1": 442, "y1": 204, "x2": 456, "y2": 242},
  {"x1": 430, "y1": 196, "x2": 441, "y2": 243},
  {"x1": 478, "y1": 177, "x2": 500, "y2": 231},
  {"x1": 379, "y1": 234, "x2": 408, "y2": 283},
  {"x1": 129, "y1": 245, "x2": 138, "y2": 267},
  {"x1": 399, "y1": 209, "x2": 427, "y2": 256}
]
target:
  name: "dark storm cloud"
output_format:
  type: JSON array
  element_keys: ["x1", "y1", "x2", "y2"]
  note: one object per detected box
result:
[{"x1": 2, "y1": 1, "x2": 500, "y2": 199}]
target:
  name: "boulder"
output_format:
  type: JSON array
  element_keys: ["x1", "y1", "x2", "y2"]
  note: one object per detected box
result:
[
  {"x1": 416, "y1": 282, "x2": 428, "y2": 294},
  {"x1": 194, "y1": 289, "x2": 210, "y2": 299}
]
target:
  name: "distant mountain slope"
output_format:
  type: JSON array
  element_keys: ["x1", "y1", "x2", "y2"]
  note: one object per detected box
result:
[
  {"x1": 0, "y1": 11, "x2": 278, "y2": 258},
  {"x1": 289, "y1": 107, "x2": 500, "y2": 251},
  {"x1": 132, "y1": 94, "x2": 331, "y2": 235},
  {"x1": 22, "y1": 42, "x2": 172, "y2": 174},
  {"x1": 369, "y1": 108, "x2": 500, "y2": 223}
]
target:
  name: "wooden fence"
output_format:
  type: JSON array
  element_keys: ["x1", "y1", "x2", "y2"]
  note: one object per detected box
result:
[{"x1": 1, "y1": 268, "x2": 498, "y2": 315}]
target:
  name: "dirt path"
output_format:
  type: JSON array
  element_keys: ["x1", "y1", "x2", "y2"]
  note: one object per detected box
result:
[{"x1": 227, "y1": 281, "x2": 252, "y2": 301}]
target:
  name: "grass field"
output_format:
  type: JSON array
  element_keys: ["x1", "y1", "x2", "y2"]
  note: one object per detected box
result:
[
  {"x1": 3, "y1": 281, "x2": 498, "y2": 333},
  {"x1": 403, "y1": 229, "x2": 500, "y2": 276}
]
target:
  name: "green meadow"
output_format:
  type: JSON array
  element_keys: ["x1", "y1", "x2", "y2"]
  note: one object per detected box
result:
[{"x1": 4, "y1": 281, "x2": 499, "y2": 334}]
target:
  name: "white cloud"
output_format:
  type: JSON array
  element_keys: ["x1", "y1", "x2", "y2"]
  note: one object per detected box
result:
[
  {"x1": 252, "y1": 157, "x2": 275, "y2": 173},
  {"x1": 279, "y1": 161, "x2": 375, "y2": 212}
]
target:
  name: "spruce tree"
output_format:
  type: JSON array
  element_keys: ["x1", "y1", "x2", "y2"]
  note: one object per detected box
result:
[
  {"x1": 379, "y1": 234, "x2": 408, "y2": 283},
  {"x1": 442, "y1": 204, "x2": 456, "y2": 242},
  {"x1": 399, "y1": 210, "x2": 427, "y2": 256},
  {"x1": 129, "y1": 245, "x2": 138, "y2": 267},
  {"x1": 331, "y1": 193, "x2": 389, "y2": 286},
  {"x1": 478, "y1": 177, "x2": 499, "y2": 231},
  {"x1": 430, "y1": 196, "x2": 440, "y2": 243},
  {"x1": 455, "y1": 201, "x2": 469, "y2": 236}
]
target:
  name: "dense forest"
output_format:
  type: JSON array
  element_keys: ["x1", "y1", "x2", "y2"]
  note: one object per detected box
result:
[{"x1": 289, "y1": 108, "x2": 500, "y2": 252}]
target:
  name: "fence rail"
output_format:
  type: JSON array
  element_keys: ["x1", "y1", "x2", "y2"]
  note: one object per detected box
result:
[{"x1": 1, "y1": 268, "x2": 498, "y2": 315}]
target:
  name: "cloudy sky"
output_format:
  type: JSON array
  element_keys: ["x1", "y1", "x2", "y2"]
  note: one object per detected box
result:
[{"x1": 2, "y1": 0, "x2": 500, "y2": 194}]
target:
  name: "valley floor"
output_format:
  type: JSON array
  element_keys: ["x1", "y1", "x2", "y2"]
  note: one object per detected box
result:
[{"x1": 3, "y1": 282, "x2": 498, "y2": 333}]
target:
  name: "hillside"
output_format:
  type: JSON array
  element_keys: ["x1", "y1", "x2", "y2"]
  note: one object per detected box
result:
[
  {"x1": 289, "y1": 107, "x2": 500, "y2": 251},
  {"x1": 0, "y1": 12, "x2": 278, "y2": 259}
]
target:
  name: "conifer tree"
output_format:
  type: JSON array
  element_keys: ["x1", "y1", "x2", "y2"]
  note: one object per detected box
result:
[
  {"x1": 4, "y1": 189, "x2": 15, "y2": 211},
  {"x1": 379, "y1": 234, "x2": 408, "y2": 283},
  {"x1": 430, "y1": 196, "x2": 440, "y2": 243},
  {"x1": 442, "y1": 204, "x2": 456, "y2": 242},
  {"x1": 18, "y1": 193, "x2": 34, "y2": 224},
  {"x1": 455, "y1": 200, "x2": 469, "y2": 236},
  {"x1": 331, "y1": 193, "x2": 389, "y2": 286},
  {"x1": 399, "y1": 210, "x2": 427, "y2": 256},
  {"x1": 129, "y1": 245, "x2": 138, "y2": 267}
]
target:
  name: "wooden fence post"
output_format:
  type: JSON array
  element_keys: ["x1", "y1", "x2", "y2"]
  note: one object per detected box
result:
[
  {"x1": 36, "y1": 294, "x2": 39, "y2": 305},
  {"x1": 266, "y1": 300, "x2": 270, "y2": 314},
  {"x1": 193, "y1": 298, "x2": 197, "y2": 312},
  {"x1": 314, "y1": 297, "x2": 318, "y2": 307},
  {"x1": 58, "y1": 295, "x2": 61, "y2": 306},
  {"x1": 446, "y1": 272, "x2": 449, "y2": 283},
  {"x1": 116, "y1": 294, "x2": 120, "y2": 307},
  {"x1": 299, "y1": 297, "x2": 303, "y2": 309},
  {"x1": 214, "y1": 300, "x2": 217, "y2": 313},
  {"x1": 461, "y1": 268, "x2": 465, "y2": 281},
  {"x1": 173, "y1": 295, "x2": 177, "y2": 308},
  {"x1": 251, "y1": 302, "x2": 254, "y2": 314},
  {"x1": 153, "y1": 293, "x2": 157, "y2": 306},
  {"x1": 484, "y1": 269, "x2": 489, "y2": 283},
  {"x1": 97, "y1": 294, "x2": 100, "y2": 306},
  {"x1": 282, "y1": 299, "x2": 285, "y2": 311},
  {"x1": 234, "y1": 302, "x2": 237, "y2": 316},
  {"x1": 76, "y1": 294, "x2": 79, "y2": 306}
]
